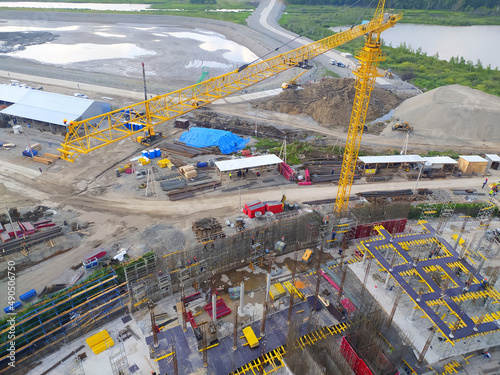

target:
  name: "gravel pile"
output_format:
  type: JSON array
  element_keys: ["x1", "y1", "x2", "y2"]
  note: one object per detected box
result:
[
  {"x1": 141, "y1": 223, "x2": 185, "y2": 254},
  {"x1": 384, "y1": 84, "x2": 500, "y2": 145}
]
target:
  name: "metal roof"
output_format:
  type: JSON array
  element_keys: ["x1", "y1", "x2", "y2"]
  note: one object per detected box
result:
[
  {"x1": 485, "y1": 154, "x2": 500, "y2": 162},
  {"x1": 421, "y1": 156, "x2": 458, "y2": 165},
  {"x1": 358, "y1": 155, "x2": 425, "y2": 164},
  {"x1": 0, "y1": 84, "x2": 34, "y2": 103},
  {"x1": 215, "y1": 154, "x2": 283, "y2": 172},
  {"x1": 459, "y1": 155, "x2": 487, "y2": 163},
  {"x1": 0, "y1": 84, "x2": 101, "y2": 126}
]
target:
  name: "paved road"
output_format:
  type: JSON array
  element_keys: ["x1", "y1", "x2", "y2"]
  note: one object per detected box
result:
[{"x1": 247, "y1": 0, "x2": 420, "y2": 94}]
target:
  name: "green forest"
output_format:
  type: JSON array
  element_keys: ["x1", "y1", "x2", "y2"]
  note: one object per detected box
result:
[
  {"x1": 279, "y1": 4, "x2": 500, "y2": 97},
  {"x1": 284, "y1": 0, "x2": 500, "y2": 11}
]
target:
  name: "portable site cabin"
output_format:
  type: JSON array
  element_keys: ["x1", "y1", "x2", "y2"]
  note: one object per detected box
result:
[
  {"x1": 457, "y1": 155, "x2": 488, "y2": 174},
  {"x1": 419, "y1": 156, "x2": 458, "y2": 174},
  {"x1": 485, "y1": 154, "x2": 500, "y2": 170},
  {"x1": 357, "y1": 155, "x2": 425, "y2": 174}
]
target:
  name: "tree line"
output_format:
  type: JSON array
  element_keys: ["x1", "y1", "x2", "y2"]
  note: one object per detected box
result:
[{"x1": 284, "y1": 0, "x2": 500, "y2": 11}]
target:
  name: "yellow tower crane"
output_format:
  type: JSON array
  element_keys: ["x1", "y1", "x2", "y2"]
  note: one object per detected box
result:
[
  {"x1": 334, "y1": 2, "x2": 391, "y2": 217},
  {"x1": 58, "y1": 1, "x2": 400, "y2": 216}
]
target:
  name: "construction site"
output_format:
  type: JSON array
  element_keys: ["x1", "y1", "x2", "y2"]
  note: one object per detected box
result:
[{"x1": 1, "y1": 1, "x2": 500, "y2": 375}]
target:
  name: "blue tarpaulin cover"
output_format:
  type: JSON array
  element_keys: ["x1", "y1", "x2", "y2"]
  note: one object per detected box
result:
[{"x1": 179, "y1": 127, "x2": 250, "y2": 154}]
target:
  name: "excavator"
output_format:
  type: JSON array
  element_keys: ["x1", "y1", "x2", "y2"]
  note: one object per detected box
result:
[
  {"x1": 58, "y1": 0, "x2": 401, "y2": 217},
  {"x1": 392, "y1": 122, "x2": 413, "y2": 132},
  {"x1": 281, "y1": 60, "x2": 313, "y2": 89}
]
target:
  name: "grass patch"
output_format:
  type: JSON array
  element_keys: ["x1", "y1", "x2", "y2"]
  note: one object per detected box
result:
[{"x1": 0, "y1": 0, "x2": 254, "y2": 24}]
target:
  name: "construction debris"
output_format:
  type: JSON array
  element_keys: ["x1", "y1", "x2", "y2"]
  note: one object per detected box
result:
[{"x1": 192, "y1": 217, "x2": 222, "y2": 240}]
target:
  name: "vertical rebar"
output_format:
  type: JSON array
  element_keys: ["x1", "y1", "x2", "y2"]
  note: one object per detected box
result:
[
  {"x1": 449, "y1": 318, "x2": 460, "y2": 339},
  {"x1": 417, "y1": 327, "x2": 435, "y2": 366},
  {"x1": 148, "y1": 300, "x2": 158, "y2": 348},
  {"x1": 258, "y1": 340, "x2": 266, "y2": 375},
  {"x1": 172, "y1": 337, "x2": 178, "y2": 375},
  {"x1": 337, "y1": 264, "x2": 348, "y2": 305},
  {"x1": 260, "y1": 299, "x2": 268, "y2": 337},
  {"x1": 288, "y1": 251, "x2": 298, "y2": 324},
  {"x1": 312, "y1": 246, "x2": 322, "y2": 313},
  {"x1": 360, "y1": 256, "x2": 372, "y2": 300},
  {"x1": 233, "y1": 307, "x2": 238, "y2": 350},
  {"x1": 389, "y1": 250, "x2": 397, "y2": 271},
  {"x1": 386, "y1": 286, "x2": 402, "y2": 329},
  {"x1": 455, "y1": 217, "x2": 469, "y2": 251},
  {"x1": 202, "y1": 327, "x2": 208, "y2": 367},
  {"x1": 180, "y1": 285, "x2": 187, "y2": 332}
]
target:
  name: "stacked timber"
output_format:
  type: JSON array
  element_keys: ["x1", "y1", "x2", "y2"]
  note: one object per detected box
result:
[
  {"x1": 44, "y1": 152, "x2": 61, "y2": 160},
  {"x1": 192, "y1": 218, "x2": 222, "y2": 240},
  {"x1": 32, "y1": 152, "x2": 61, "y2": 164},
  {"x1": 30, "y1": 142, "x2": 42, "y2": 151},
  {"x1": 33, "y1": 156, "x2": 53, "y2": 164},
  {"x1": 179, "y1": 165, "x2": 197, "y2": 179}
]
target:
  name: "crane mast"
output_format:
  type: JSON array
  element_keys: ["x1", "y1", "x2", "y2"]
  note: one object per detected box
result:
[
  {"x1": 334, "y1": 23, "x2": 386, "y2": 216},
  {"x1": 58, "y1": 2, "x2": 400, "y2": 162}
]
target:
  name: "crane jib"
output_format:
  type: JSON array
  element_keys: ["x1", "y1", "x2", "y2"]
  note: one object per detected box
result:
[{"x1": 59, "y1": 8, "x2": 401, "y2": 162}]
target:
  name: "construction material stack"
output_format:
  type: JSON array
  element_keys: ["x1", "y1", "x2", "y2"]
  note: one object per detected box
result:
[{"x1": 179, "y1": 165, "x2": 197, "y2": 179}]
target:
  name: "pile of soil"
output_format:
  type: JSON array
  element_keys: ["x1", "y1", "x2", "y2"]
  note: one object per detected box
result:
[
  {"x1": 252, "y1": 78, "x2": 402, "y2": 127},
  {"x1": 382, "y1": 84, "x2": 500, "y2": 146},
  {"x1": 191, "y1": 111, "x2": 310, "y2": 140}
]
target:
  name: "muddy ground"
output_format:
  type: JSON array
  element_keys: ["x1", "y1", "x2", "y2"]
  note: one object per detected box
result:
[{"x1": 0, "y1": 31, "x2": 58, "y2": 53}]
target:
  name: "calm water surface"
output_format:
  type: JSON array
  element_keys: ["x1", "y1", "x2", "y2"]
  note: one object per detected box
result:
[{"x1": 332, "y1": 23, "x2": 499, "y2": 69}]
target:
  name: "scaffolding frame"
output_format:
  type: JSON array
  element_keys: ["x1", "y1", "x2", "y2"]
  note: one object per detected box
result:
[
  {"x1": 108, "y1": 341, "x2": 130, "y2": 375},
  {"x1": 0, "y1": 270, "x2": 125, "y2": 372}
]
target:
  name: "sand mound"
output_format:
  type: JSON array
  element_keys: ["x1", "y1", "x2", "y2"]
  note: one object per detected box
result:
[
  {"x1": 252, "y1": 78, "x2": 402, "y2": 127},
  {"x1": 384, "y1": 85, "x2": 500, "y2": 145}
]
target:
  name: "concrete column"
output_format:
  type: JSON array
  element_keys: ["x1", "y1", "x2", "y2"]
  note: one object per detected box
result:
[
  {"x1": 384, "y1": 273, "x2": 391, "y2": 288},
  {"x1": 409, "y1": 306, "x2": 418, "y2": 320},
  {"x1": 363, "y1": 244, "x2": 370, "y2": 264},
  {"x1": 212, "y1": 294, "x2": 217, "y2": 323},
  {"x1": 238, "y1": 282, "x2": 245, "y2": 316}
]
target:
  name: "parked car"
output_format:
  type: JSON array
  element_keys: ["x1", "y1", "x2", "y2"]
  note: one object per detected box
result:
[
  {"x1": 337, "y1": 62, "x2": 346, "y2": 68},
  {"x1": 329, "y1": 59, "x2": 336, "y2": 65}
]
